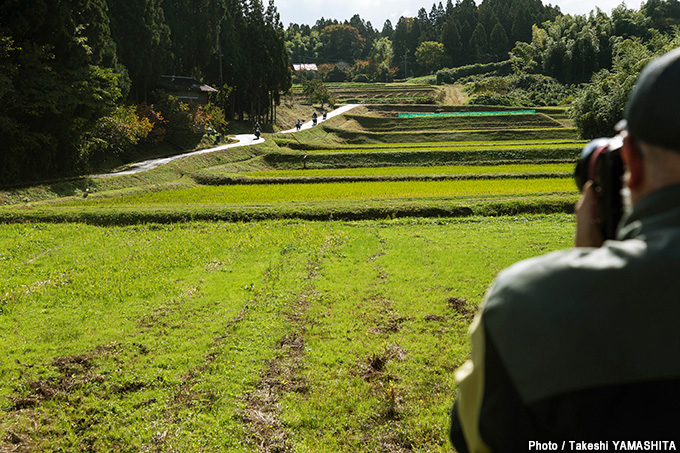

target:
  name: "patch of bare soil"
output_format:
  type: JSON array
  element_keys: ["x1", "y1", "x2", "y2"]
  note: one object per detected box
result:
[
  {"x1": 447, "y1": 297, "x2": 476, "y2": 320},
  {"x1": 371, "y1": 315, "x2": 413, "y2": 334},
  {"x1": 441, "y1": 84, "x2": 467, "y2": 105},
  {"x1": 353, "y1": 344, "x2": 408, "y2": 384},
  {"x1": 6, "y1": 354, "x2": 106, "y2": 411},
  {"x1": 352, "y1": 344, "x2": 413, "y2": 452},
  {"x1": 1, "y1": 345, "x2": 123, "y2": 452},
  {"x1": 424, "y1": 314, "x2": 446, "y2": 322}
]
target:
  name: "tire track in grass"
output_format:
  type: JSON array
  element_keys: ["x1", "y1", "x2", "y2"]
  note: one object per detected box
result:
[
  {"x1": 352, "y1": 233, "x2": 413, "y2": 451},
  {"x1": 240, "y1": 249, "x2": 329, "y2": 452},
  {"x1": 138, "y1": 306, "x2": 250, "y2": 452},
  {"x1": 240, "y1": 289, "x2": 315, "y2": 452}
]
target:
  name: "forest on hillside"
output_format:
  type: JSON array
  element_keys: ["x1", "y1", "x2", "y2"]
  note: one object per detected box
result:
[
  {"x1": 287, "y1": 0, "x2": 680, "y2": 82},
  {"x1": 1, "y1": 0, "x2": 680, "y2": 186},
  {"x1": 0, "y1": 0, "x2": 290, "y2": 185}
]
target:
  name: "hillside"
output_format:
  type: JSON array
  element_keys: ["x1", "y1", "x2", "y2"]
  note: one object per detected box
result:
[{"x1": 0, "y1": 96, "x2": 582, "y2": 224}]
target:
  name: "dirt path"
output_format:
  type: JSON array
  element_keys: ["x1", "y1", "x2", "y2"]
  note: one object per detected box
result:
[{"x1": 441, "y1": 85, "x2": 467, "y2": 105}]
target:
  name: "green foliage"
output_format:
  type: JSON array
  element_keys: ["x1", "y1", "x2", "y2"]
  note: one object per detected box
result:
[
  {"x1": 318, "y1": 63, "x2": 349, "y2": 82},
  {"x1": 415, "y1": 41, "x2": 448, "y2": 74},
  {"x1": 510, "y1": 2, "x2": 678, "y2": 86},
  {"x1": 490, "y1": 23, "x2": 510, "y2": 60},
  {"x1": 0, "y1": 0, "x2": 122, "y2": 185},
  {"x1": 83, "y1": 105, "x2": 153, "y2": 162},
  {"x1": 466, "y1": 73, "x2": 575, "y2": 107},
  {"x1": 320, "y1": 24, "x2": 366, "y2": 62},
  {"x1": 569, "y1": 34, "x2": 680, "y2": 138},
  {"x1": 153, "y1": 91, "x2": 194, "y2": 134},
  {"x1": 107, "y1": 0, "x2": 171, "y2": 101},
  {"x1": 302, "y1": 79, "x2": 334, "y2": 107},
  {"x1": 436, "y1": 60, "x2": 512, "y2": 84}
]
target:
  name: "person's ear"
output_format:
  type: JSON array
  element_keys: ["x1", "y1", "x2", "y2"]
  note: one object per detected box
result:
[{"x1": 622, "y1": 135, "x2": 644, "y2": 190}]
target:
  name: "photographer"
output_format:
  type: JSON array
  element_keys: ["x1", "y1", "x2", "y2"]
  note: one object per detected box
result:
[{"x1": 450, "y1": 47, "x2": 680, "y2": 452}]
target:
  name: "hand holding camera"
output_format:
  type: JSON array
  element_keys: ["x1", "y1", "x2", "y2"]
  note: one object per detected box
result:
[{"x1": 574, "y1": 136, "x2": 625, "y2": 244}]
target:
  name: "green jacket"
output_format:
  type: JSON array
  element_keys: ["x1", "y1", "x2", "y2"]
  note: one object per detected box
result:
[{"x1": 451, "y1": 185, "x2": 680, "y2": 452}]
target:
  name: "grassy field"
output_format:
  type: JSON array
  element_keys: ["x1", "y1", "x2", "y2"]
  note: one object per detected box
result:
[
  {"x1": 0, "y1": 93, "x2": 586, "y2": 451},
  {"x1": 0, "y1": 215, "x2": 574, "y2": 452}
]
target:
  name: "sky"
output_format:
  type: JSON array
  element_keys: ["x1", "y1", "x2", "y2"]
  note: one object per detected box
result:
[{"x1": 273, "y1": 0, "x2": 644, "y2": 28}]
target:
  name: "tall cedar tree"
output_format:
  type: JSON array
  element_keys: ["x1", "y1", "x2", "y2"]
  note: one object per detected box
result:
[
  {"x1": 0, "y1": 0, "x2": 121, "y2": 185},
  {"x1": 107, "y1": 0, "x2": 171, "y2": 102}
]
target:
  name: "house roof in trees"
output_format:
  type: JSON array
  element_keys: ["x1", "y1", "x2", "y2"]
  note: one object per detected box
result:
[
  {"x1": 293, "y1": 64, "x2": 318, "y2": 71},
  {"x1": 159, "y1": 75, "x2": 218, "y2": 93}
]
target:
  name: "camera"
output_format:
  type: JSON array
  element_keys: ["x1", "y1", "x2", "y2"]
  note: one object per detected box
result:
[{"x1": 574, "y1": 136, "x2": 625, "y2": 240}]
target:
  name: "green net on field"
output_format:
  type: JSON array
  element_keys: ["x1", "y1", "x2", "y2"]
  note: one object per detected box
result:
[{"x1": 398, "y1": 110, "x2": 536, "y2": 118}]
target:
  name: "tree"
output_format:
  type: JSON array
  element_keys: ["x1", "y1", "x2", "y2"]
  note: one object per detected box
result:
[
  {"x1": 302, "y1": 79, "x2": 333, "y2": 107},
  {"x1": 393, "y1": 17, "x2": 420, "y2": 76},
  {"x1": 642, "y1": 0, "x2": 680, "y2": 31},
  {"x1": 489, "y1": 23, "x2": 510, "y2": 61},
  {"x1": 570, "y1": 36, "x2": 680, "y2": 138},
  {"x1": 469, "y1": 23, "x2": 489, "y2": 62},
  {"x1": 107, "y1": 0, "x2": 170, "y2": 101},
  {"x1": 161, "y1": 0, "x2": 225, "y2": 76},
  {"x1": 415, "y1": 41, "x2": 447, "y2": 74},
  {"x1": 441, "y1": 19, "x2": 464, "y2": 66},
  {"x1": 0, "y1": 0, "x2": 121, "y2": 184},
  {"x1": 370, "y1": 37, "x2": 395, "y2": 73},
  {"x1": 381, "y1": 20, "x2": 394, "y2": 38},
  {"x1": 319, "y1": 24, "x2": 365, "y2": 62}
]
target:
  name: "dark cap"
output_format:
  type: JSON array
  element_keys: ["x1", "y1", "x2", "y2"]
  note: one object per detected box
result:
[{"x1": 623, "y1": 46, "x2": 680, "y2": 151}]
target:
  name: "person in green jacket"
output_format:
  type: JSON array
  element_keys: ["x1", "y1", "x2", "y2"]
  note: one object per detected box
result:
[{"x1": 450, "y1": 47, "x2": 680, "y2": 452}]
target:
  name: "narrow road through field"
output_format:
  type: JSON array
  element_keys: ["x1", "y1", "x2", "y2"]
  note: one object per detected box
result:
[
  {"x1": 95, "y1": 104, "x2": 360, "y2": 178},
  {"x1": 277, "y1": 103, "x2": 359, "y2": 133}
]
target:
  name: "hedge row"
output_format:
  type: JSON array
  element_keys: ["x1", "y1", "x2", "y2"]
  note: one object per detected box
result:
[
  {"x1": 323, "y1": 126, "x2": 579, "y2": 144},
  {"x1": 436, "y1": 61, "x2": 513, "y2": 84}
]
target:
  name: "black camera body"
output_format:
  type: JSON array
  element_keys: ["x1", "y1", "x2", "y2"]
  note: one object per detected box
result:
[{"x1": 574, "y1": 137, "x2": 625, "y2": 240}]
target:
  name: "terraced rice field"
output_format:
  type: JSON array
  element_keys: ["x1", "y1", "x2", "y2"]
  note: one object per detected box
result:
[
  {"x1": 180, "y1": 106, "x2": 583, "y2": 215},
  {"x1": 243, "y1": 163, "x2": 573, "y2": 178}
]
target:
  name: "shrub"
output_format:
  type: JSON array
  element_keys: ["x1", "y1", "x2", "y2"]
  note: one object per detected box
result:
[
  {"x1": 436, "y1": 60, "x2": 512, "y2": 84},
  {"x1": 85, "y1": 105, "x2": 153, "y2": 158},
  {"x1": 136, "y1": 103, "x2": 166, "y2": 143},
  {"x1": 318, "y1": 63, "x2": 348, "y2": 82}
]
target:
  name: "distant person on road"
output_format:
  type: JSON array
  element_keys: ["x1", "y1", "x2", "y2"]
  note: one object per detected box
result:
[
  {"x1": 450, "y1": 47, "x2": 680, "y2": 451},
  {"x1": 254, "y1": 122, "x2": 261, "y2": 140},
  {"x1": 295, "y1": 118, "x2": 301, "y2": 131},
  {"x1": 312, "y1": 112, "x2": 317, "y2": 126},
  {"x1": 322, "y1": 109, "x2": 327, "y2": 121}
]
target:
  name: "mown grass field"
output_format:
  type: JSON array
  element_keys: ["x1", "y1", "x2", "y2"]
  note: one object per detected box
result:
[
  {"x1": 0, "y1": 216, "x2": 574, "y2": 452},
  {"x1": 1, "y1": 98, "x2": 585, "y2": 451}
]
